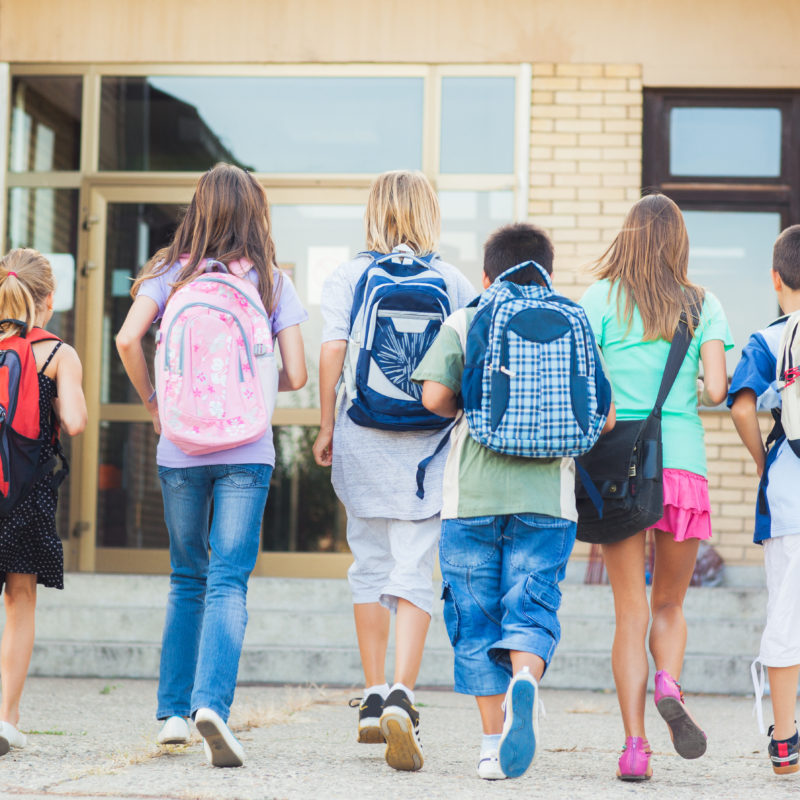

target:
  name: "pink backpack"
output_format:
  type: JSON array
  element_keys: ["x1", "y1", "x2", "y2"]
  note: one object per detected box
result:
[{"x1": 155, "y1": 259, "x2": 277, "y2": 455}]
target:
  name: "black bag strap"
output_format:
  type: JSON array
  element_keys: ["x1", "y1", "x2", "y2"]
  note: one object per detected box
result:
[{"x1": 652, "y1": 295, "x2": 705, "y2": 415}]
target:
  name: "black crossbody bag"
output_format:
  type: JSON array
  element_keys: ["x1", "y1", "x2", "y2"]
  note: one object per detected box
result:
[{"x1": 574, "y1": 298, "x2": 703, "y2": 544}]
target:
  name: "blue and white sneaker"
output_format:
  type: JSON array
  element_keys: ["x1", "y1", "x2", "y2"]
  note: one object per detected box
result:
[{"x1": 498, "y1": 666, "x2": 539, "y2": 778}]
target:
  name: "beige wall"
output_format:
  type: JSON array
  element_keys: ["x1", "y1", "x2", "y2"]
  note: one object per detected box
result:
[{"x1": 1, "y1": 0, "x2": 799, "y2": 88}]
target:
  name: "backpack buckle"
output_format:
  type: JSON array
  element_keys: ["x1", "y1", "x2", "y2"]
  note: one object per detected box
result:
[{"x1": 253, "y1": 343, "x2": 267, "y2": 356}]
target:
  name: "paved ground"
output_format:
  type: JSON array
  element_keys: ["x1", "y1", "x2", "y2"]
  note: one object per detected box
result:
[{"x1": 0, "y1": 678, "x2": 796, "y2": 799}]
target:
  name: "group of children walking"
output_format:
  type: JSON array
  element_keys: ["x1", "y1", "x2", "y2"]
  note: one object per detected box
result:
[{"x1": 0, "y1": 163, "x2": 797, "y2": 783}]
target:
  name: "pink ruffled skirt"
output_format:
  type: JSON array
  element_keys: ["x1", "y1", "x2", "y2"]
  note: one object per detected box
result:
[{"x1": 649, "y1": 469, "x2": 712, "y2": 542}]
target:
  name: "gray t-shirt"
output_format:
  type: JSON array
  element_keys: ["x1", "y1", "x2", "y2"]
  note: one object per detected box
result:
[{"x1": 321, "y1": 247, "x2": 476, "y2": 519}]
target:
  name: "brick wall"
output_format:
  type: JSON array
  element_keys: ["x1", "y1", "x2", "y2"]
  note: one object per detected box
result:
[{"x1": 527, "y1": 62, "x2": 763, "y2": 568}]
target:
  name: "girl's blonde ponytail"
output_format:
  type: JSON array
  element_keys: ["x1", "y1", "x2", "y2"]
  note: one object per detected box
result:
[{"x1": 0, "y1": 249, "x2": 55, "y2": 341}]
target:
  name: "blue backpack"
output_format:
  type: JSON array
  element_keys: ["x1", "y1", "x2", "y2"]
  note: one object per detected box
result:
[
  {"x1": 344, "y1": 250, "x2": 454, "y2": 431},
  {"x1": 462, "y1": 261, "x2": 610, "y2": 458}
]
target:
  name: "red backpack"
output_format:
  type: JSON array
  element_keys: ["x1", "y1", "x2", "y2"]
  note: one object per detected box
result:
[{"x1": 0, "y1": 322, "x2": 66, "y2": 516}]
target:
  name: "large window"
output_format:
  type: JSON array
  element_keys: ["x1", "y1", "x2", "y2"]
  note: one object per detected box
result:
[
  {"x1": 644, "y1": 89, "x2": 800, "y2": 367},
  {"x1": 3, "y1": 65, "x2": 527, "y2": 566}
]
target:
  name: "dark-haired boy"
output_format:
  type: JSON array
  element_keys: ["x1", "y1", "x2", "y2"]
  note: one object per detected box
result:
[
  {"x1": 729, "y1": 224, "x2": 800, "y2": 776},
  {"x1": 412, "y1": 223, "x2": 613, "y2": 780}
]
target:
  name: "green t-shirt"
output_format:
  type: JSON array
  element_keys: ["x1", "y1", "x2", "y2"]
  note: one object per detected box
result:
[
  {"x1": 411, "y1": 307, "x2": 577, "y2": 522},
  {"x1": 579, "y1": 279, "x2": 733, "y2": 476}
]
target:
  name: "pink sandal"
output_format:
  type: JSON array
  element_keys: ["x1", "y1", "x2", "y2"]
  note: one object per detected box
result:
[
  {"x1": 617, "y1": 736, "x2": 652, "y2": 781},
  {"x1": 654, "y1": 670, "x2": 707, "y2": 759}
]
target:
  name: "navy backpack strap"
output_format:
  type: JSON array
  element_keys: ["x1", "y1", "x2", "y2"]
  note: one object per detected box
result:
[
  {"x1": 575, "y1": 460, "x2": 604, "y2": 518},
  {"x1": 415, "y1": 420, "x2": 456, "y2": 499}
]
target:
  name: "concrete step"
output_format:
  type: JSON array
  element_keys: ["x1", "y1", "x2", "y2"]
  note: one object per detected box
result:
[
  {"x1": 1, "y1": 575, "x2": 768, "y2": 693},
  {"x1": 25, "y1": 641, "x2": 756, "y2": 695},
  {"x1": 27, "y1": 604, "x2": 766, "y2": 658},
  {"x1": 35, "y1": 574, "x2": 769, "y2": 620}
]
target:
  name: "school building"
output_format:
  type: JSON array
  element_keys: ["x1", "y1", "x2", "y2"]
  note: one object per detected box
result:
[{"x1": 1, "y1": 0, "x2": 798, "y2": 582}]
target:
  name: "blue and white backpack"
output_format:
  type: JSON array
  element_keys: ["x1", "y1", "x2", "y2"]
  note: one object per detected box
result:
[
  {"x1": 344, "y1": 250, "x2": 453, "y2": 431},
  {"x1": 462, "y1": 261, "x2": 610, "y2": 458}
]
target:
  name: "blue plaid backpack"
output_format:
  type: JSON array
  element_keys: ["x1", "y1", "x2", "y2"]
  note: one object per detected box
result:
[
  {"x1": 344, "y1": 250, "x2": 453, "y2": 431},
  {"x1": 462, "y1": 261, "x2": 610, "y2": 457}
]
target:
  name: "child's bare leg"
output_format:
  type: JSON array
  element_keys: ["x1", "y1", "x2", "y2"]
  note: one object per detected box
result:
[
  {"x1": 601, "y1": 532, "x2": 649, "y2": 739},
  {"x1": 0, "y1": 574, "x2": 37, "y2": 725},
  {"x1": 649, "y1": 530, "x2": 699, "y2": 678},
  {"x1": 353, "y1": 602, "x2": 390, "y2": 687},
  {"x1": 768, "y1": 665, "x2": 800, "y2": 740},
  {"x1": 510, "y1": 651, "x2": 545, "y2": 681},
  {"x1": 393, "y1": 597, "x2": 430, "y2": 688},
  {"x1": 475, "y1": 695, "x2": 505, "y2": 734}
]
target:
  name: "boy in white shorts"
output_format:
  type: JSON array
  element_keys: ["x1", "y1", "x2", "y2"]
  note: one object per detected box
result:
[
  {"x1": 312, "y1": 171, "x2": 474, "y2": 772},
  {"x1": 729, "y1": 224, "x2": 800, "y2": 776}
]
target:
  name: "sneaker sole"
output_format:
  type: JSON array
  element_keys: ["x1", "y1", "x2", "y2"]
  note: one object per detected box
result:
[
  {"x1": 498, "y1": 680, "x2": 537, "y2": 778},
  {"x1": 380, "y1": 710, "x2": 423, "y2": 771},
  {"x1": 656, "y1": 697, "x2": 707, "y2": 759},
  {"x1": 195, "y1": 717, "x2": 244, "y2": 768},
  {"x1": 617, "y1": 772, "x2": 652, "y2": 782},
  {"x1": 773, "y1": 762, "x2": 800, "y2": 775},
  {"x1": 157, "y1": 736, "x2": 190, "y2": 745},
  {"x1": 357, "y1": 720, "x2": 385, "y2": 744}
]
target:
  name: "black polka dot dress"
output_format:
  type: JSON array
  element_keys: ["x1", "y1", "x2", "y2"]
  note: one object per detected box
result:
[{"x1": 0, "y1": 368, "x2": 64, "y2": 593}]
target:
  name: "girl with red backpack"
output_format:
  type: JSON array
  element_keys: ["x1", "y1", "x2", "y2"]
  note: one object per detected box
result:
[
  {"x1": 0, "y1": 248, "x2": 87, "y2": 756},
  {"x1": 117, "y1": 163, "x2": 308, "y2": 767}
]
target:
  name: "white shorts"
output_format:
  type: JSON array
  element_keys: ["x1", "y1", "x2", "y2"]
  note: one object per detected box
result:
[
  {"x1": 751, "y1": 535, "x2": 800, "y2": 733},
  {"x1": 759, "y1": 535, "x2": 800, "y2": 667},
  {"x1": 346, "y1": 514, "x2": 440, "y2": 615}
]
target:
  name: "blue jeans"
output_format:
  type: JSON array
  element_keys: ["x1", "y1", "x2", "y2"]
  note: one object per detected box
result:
[
  {"x1": 439, "y1": 513, "x2": 576, "y2": 696},
  {"x1": 156, "y1": 463, "x2": 272, "y2": 722}
]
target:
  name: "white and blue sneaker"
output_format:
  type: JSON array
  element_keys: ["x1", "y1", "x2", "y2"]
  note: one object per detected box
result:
[
  {"x1": 477, "y1": 749, "x2": 506, "y2": 780},
  {"x1": 498, "y1": 666, "x2": 539, "y2": 778}
]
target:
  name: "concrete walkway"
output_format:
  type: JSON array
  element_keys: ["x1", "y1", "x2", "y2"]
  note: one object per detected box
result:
[{"x1": 1, "y1": 678, "x2": 795, "y2": 800}]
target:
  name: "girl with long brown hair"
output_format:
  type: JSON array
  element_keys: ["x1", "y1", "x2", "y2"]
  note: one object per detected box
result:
[
  {"x1": 0, "y1": 249, "x2": 86, "y2": 756},
  {"x1": 580, "y1": 194, "x2": 732, "y2": 780},
  {"x1": 117, "y1": 163, "x2": 307, "y2": 767}
]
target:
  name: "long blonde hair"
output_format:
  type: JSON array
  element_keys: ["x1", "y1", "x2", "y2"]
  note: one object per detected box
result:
[
  {"x1": 132, "y1": 163, "x2": 281, "y2": 312},
  {"x1": 0, "y1": 248, "x2": 55, "y2": 341},
  {"x1": 593, "y1": 194, "x2": 704, "y2": 341},
  {"x1": 364, "y1": 170, "x2": 440, "y2": 255}
]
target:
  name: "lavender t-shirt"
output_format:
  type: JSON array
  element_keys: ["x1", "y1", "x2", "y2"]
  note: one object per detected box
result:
[{"x1": 138, "y1": 260, "x2": 308, "y2": 468}]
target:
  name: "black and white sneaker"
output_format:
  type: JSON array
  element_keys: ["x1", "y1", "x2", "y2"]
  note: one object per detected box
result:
[
  {"x1": 380, "y1": 688, "x2": 423, "y2": 771},
  {"x1": 349, "y1": 693, "x2": 385, "y2": 743}
]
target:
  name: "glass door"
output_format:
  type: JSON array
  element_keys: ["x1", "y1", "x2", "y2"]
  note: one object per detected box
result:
[{"x1": 78, "y1": 183, "x2": 365, "y2": 577}]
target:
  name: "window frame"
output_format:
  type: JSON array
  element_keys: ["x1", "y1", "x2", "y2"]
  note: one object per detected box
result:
[{"x1": 643, "y1": 88, "x2": 800, "y2": 222}]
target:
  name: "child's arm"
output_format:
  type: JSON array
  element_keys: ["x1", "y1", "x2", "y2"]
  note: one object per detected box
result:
[
  {"x1": 312, "y1": 340, "x2": 347, "y2": 467},
  {"x1": 116, "y1": 295, "x2": 161, "y2": 434},
  {"x1": 53, "y1": 345, "x2": 87, "y2": 436},
  {"x1": 275, "y1": 324, "x2": 307, "y2": 392},
  {"x1": 699, "y1": 339, "x2": 728, "y2": 406},
  {"x1": 602, "y1": 401, "x2": 616, "y2": 434},
  {"x1": 421, "y1": 380, "x2": 459, "y2": 419},
  {"x1": 730, "y1": 389, "x2": 766, "y2": 476}
]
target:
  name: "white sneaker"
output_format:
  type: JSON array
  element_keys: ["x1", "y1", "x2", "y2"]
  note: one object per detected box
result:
[
  {"x1": 477, "y1": 750, "x2": 506, "y2": 780},
  {"x1": 0, "y1": 721, "x2": 27, "y2": 756},
  {"x1": 157, "y1": 716, "x2": 191, "y2": 745},
  {"x1": 498, "y1": 666, "x2": 539, "y2": 779},
  {"x1": 194, "y1": 707, "x2": 244, "y2": 768}
]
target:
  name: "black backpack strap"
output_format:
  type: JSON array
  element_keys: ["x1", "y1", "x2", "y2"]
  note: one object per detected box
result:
[
  {"x1": 653, "y1": 295, "x2": 704, "y2": 414},
  {"x1": 38, "y1": 340, "x2": 62, "y2": 374}
]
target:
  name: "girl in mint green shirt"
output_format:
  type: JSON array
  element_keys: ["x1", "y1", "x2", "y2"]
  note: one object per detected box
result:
[{"x1": 579, "y1": 194, "x2": 732, "y2": 781}]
